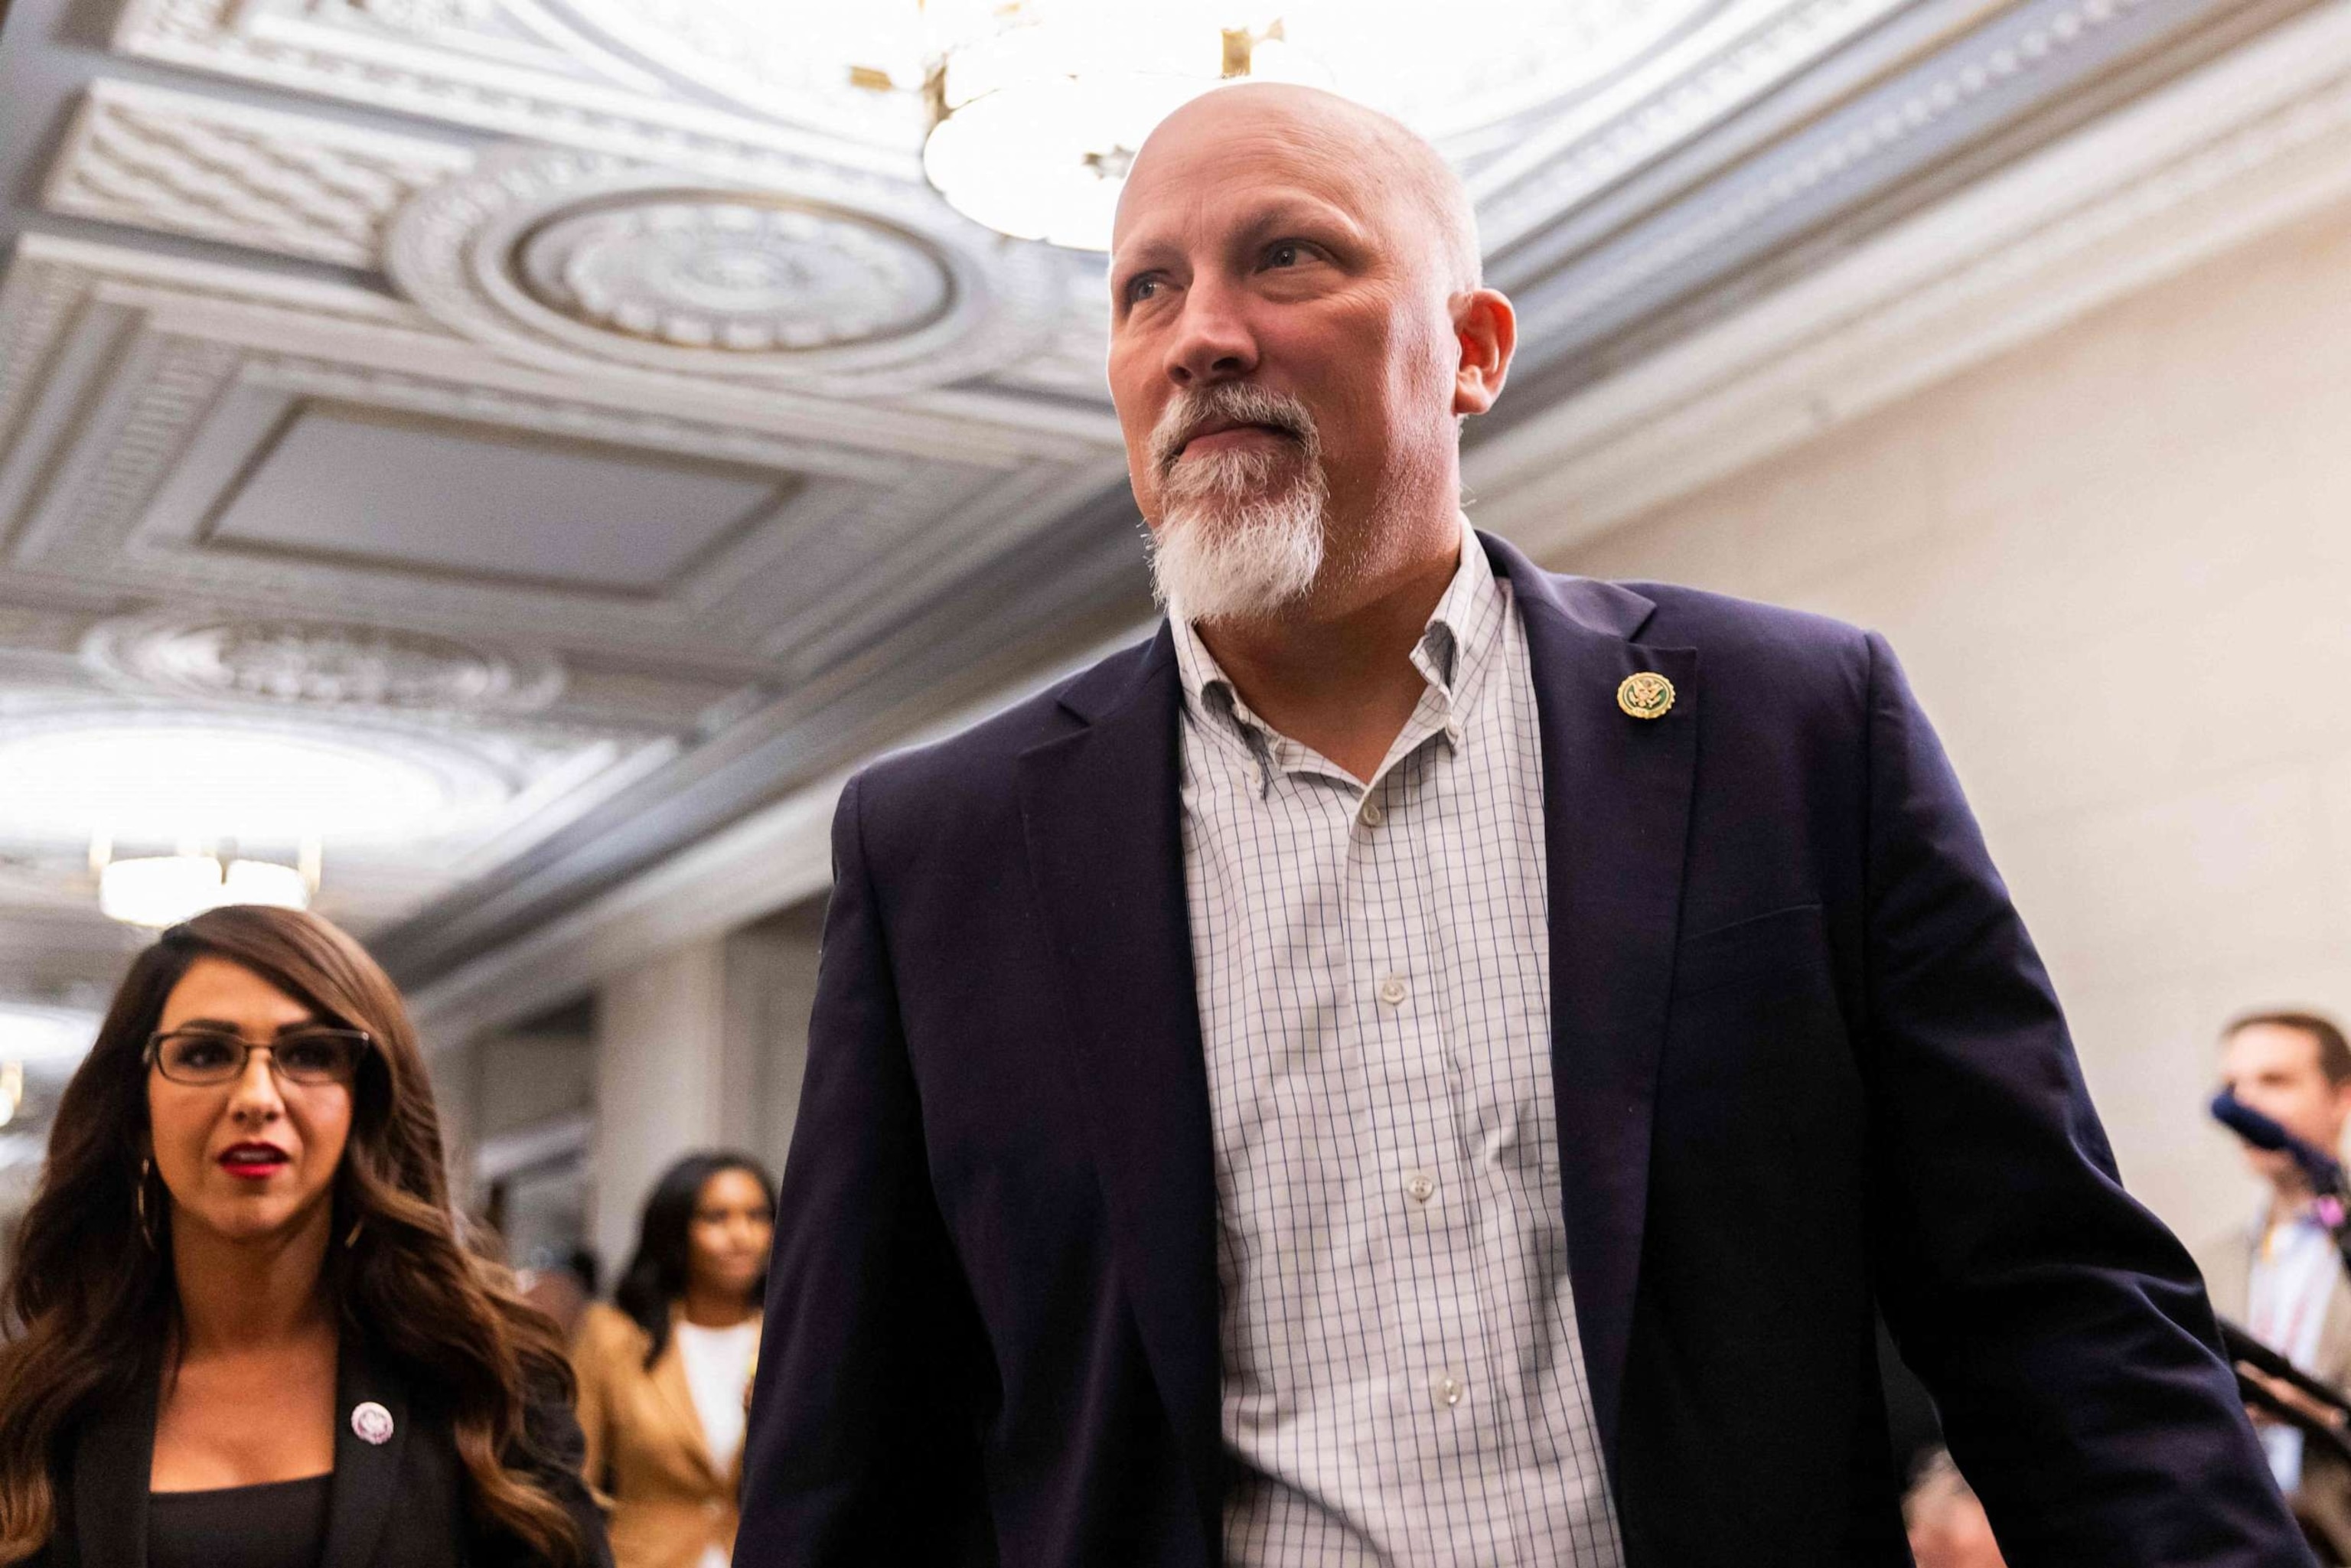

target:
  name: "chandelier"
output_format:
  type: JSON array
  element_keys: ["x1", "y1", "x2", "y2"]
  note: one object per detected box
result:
[
  {"x1": 921, "y1": 4, "x2": 1316, "y2": 250},
  {"x1": 915, "y1": 1, "x2": 1694, "y2": 251}
]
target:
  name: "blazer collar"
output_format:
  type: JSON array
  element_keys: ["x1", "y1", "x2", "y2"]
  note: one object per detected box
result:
[
  {"x1": 1019, "y1": 529, "x2": 1694, "y2": 1505},
  {"x1": 1054, "y1": 622, "x2": 1176, "y2": 729}
]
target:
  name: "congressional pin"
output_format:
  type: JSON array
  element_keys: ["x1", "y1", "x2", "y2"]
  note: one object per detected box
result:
[
  {"x1": 1616, "y1": 671, "x2": 1675, "y2": 720},
  {"x1": 351, "y1": 1401, "x2": 395, "y2": 1446}
]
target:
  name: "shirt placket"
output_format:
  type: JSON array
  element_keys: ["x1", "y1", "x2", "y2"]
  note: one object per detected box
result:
[{"x1": 1341, "y1": 752, "x2": 1499, "y2": 1522}]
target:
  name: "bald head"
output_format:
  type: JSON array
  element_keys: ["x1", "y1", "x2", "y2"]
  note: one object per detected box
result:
[{"x1": 1114, "y1": 83, "x2": 1482, "y2": 297}]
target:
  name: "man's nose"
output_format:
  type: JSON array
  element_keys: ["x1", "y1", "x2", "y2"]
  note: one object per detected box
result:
[{"x1": 1165, "y1": 276, "x2": 1257, "y2": 387}]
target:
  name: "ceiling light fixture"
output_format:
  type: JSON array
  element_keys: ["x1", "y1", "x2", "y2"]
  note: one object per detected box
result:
[
  {"x1": 915, "y1": 2, "x2": 1698, "y2": 251},
  {"x1": 921, "y1": 3, "x2": 1312, "y2": 250},
  {"x1": 93, "y1": 839, "x2": 321, "y2": 929}
]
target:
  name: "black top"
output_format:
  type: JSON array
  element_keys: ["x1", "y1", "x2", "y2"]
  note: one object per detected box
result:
[{"x1": 148, "y1": 1475, "x2": 330, "y2": 1568}]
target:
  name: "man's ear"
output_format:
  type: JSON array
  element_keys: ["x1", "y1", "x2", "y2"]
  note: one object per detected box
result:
[{"x1": 1452, "y1": 288, "x2": 1517, "y2": 417}]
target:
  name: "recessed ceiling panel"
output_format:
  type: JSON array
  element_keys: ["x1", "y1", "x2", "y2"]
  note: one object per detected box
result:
[{"x1": 203, "y1": 404, "x2": 786, "y2": 593}]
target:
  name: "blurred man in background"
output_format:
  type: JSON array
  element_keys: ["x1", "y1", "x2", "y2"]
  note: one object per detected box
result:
[{"x1": 2203, "y1": 1010, "x2": 2351, "y2": 1560}]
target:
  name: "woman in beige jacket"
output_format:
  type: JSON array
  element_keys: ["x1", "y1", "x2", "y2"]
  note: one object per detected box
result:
[{"x1": 572, "y1": 1152, "x2": 774, "y2": 1568}]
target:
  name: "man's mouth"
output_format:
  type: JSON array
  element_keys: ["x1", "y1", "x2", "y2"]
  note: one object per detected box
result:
[
  {"x1": 1175, "y1": 419, "x2": 1295, "y2": 460},
  {"x1": 219, "y1": 1143, "x2": 291, "y2": 1178}
]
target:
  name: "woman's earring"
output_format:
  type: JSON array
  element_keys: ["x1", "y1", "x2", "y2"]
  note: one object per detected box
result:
[
  {"x1": 135, "y1": 1156, "x2": 155, "y2": 1250},
  {"x1": 344, "y1": 1217, "x2": 364, "y2": 1249}
]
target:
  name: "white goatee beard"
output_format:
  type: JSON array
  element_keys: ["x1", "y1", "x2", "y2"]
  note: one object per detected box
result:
[{"x1": 1143, "y1": 392, "x2": 1329, "y2": 624}]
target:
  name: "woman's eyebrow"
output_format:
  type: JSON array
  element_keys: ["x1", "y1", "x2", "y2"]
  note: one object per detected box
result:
[{"x1": 164, "y1": 1015, "x2": 324, "y2": 1034}]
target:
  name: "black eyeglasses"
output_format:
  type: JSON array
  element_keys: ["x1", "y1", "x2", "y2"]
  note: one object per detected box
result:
[{"x1": 145, "y1": 1026, "x2": 373, "y2": 1087}]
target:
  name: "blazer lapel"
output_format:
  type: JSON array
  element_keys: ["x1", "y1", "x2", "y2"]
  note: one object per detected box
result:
[
  {"x1": 1486, "y1": 533, "x2": 1699, "y2": 1471},
  {"x1": 320, "y1": 1337, "x2": 410, "y2": 1568},
  {"x1": 71, "y1": 1376, "x2": 157, "y2": 1568},
  {"x1": 1015, "y1": 629, "x2": 1223, "y2": 1548}
]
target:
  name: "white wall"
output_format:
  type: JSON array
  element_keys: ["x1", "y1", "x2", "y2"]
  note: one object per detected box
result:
[{"x1": 1552, "y1": 194, "x2": 2351, "y2": 1251}]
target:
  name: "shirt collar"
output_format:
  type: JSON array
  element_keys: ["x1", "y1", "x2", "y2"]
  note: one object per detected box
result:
[{"x1": 1171, "y1": 515, "x2": 1498, "y2": 736}]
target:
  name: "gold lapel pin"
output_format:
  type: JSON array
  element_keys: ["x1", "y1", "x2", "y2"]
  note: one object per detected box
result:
[{"x1": 1617, "y1": 671, "x2": 1675, "y2": 720}]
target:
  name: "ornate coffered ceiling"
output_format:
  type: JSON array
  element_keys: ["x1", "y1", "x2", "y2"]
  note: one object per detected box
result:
[{"x1": 0, "y1": 0, "x2": 2340, "y2": 1049}]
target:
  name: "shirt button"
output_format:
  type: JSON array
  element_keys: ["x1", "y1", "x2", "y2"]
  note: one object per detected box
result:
[
  {"x1": 1360, "y1": 799, "x2": 1384, "y2": 827},
  {"x1": 1404, "y1": 1169, "x2": 1436, "y2": 1205},
  {"x1": 1378, "y1": 974, "x2": 1408, "y2": 1006},
  {"x1": 1430, "y1": 1371, "x2": 1466, "y2": 1410}
]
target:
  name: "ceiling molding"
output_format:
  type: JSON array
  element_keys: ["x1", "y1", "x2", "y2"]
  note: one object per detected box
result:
[
  {"x1": 1464, "y1": 0, "x2": 2351, "y2": 549},
  {"x1": 1492, "y1": 0, "x2": 2301, "y2": 379},
  {"x1": 79, "y1": 608, "x2": 566, "y2": 714},
  {"x1": 42, "y1": 77, "x2": 475, "y2": 269},
  {"x1": 112, "y1": 0, "x2": 925, "y2": 179},
  {"x1": 0, "y1": 236, "x2": 1123, "y2": 667},
  {"x1": 1471, "y1": 0, "x2": 1915, "y2": 249}
]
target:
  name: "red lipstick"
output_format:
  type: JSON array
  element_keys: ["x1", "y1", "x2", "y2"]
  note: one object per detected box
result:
[{"x1": 218, "y1": 1142, "x2": 291, "y2": 1180}]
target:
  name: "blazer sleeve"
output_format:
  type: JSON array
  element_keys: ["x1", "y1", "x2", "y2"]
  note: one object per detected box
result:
[
  {"x1": 734, "y1": 771, "x2": 995, "y2": 1565},
  {"x1": 1856, "y1": 631, "x2": 2308, "y2": 1563}
]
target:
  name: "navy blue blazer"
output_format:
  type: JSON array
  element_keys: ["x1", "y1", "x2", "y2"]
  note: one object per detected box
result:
[{"x1": 739, "y1": 533, "x2": 2305, "y2": 1566}]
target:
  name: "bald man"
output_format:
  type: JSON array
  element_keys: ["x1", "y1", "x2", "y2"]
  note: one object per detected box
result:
[{"x1": 737, "y1": 86, "x2": 2304, "y2": 1566}]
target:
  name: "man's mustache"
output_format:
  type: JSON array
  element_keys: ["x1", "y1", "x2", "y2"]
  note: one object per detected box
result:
[{"x1": 1151, "y1": 388, "x2": 1317, "y2": 477}]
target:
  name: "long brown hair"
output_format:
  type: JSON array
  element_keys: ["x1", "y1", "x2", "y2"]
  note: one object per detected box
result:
[{"x1": 0, "y1": 906, "x2": 589, "y2": 1565}]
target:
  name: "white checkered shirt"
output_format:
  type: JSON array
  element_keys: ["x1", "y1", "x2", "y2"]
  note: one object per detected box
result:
[{"x1": 1173, "y1": 528, "x2": 1625, "y2": 1567}]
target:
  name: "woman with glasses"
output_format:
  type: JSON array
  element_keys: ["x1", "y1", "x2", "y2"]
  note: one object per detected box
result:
[
  {"x1": 0, "y1": 905, "x2": 611, "y2": 1568},
  {"x1": 571, "y1": 1152, "x2": 774, "y2": 1568}
]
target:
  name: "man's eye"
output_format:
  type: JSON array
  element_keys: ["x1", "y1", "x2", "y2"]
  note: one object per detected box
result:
[
  {"x1": 1126, "y1": 276, "x2": 1161, "y2": 304},
  {"x1": 1265, "y1": 241, "x2": 1306, "y2": 269}
]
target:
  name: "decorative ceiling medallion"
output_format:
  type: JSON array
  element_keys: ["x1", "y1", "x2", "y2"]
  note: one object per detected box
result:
[
  {"x1": 385, "y1": 147, "x2": 1071, "y2": 397},
  {"x1": 512, "y1": 194, "x2": 952, "y2": 353},
  {"x1": 83, "y1": 611, "x2": 563, "y2": 716}
]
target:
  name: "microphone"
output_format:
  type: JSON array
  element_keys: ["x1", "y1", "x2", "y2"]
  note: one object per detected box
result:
[{"x1": 2210, "y1": 1089, "x2": 2348, "y2": 1199}]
